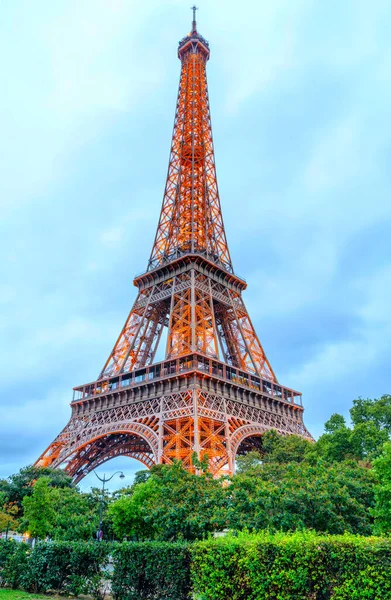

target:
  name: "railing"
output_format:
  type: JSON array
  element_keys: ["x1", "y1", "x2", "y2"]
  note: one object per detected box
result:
[
  {"x1": 73, "y1": 353, "x2": 302, "y2": 408},
  {"x1": 137, "y1": 249, "x2": 246, "y2": 282}
]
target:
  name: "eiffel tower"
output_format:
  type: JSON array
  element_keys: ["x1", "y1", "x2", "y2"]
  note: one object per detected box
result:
[{"x1": 36, "y1": 9, "x2": 312, "y2": 482}]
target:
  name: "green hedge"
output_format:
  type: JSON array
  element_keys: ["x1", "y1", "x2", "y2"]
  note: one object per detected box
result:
[
  {"x1": 0, "y1": 541, "x2": 29, "y2": 590},
  {"x1": 112, "y1": 541, "x2": 191, "y2": 600},
  {"x1": 2, "y1": 534, "x2": 391, "y2": 599},
  {"x1": 0, "y1": 540, "x2": 110, "y2": 599},
  {"x1": 191, "y1": 532, "x2": 391, "y2": 600}
]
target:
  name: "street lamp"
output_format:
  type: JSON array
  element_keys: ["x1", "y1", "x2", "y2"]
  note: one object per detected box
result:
[{"x1": 93, "y1": 470, "x2": 125, "y2": 540}]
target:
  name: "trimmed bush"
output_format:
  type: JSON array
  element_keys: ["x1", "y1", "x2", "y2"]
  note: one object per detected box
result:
[
  {"x1": 0, "y1": 540, "x2": 17, "y2": 585},
  {"x1": 24, "y1": 541, "x2": 110, "y2": 598},
  {"x1": 0, "y1": 540, "x2": 110, "y2": 599},
  {"x1": 3, "y1": 534, "x2": 391, "y2": 599},
  {"x1": 191, "y1": 531, "x2": 391, "y2": 600},
  {"x1": 0, "y1": 540, "x2": 30, "y2": 589},
  {"x1": 112, "y1": 541, "x2": 191, "y2": 600}
]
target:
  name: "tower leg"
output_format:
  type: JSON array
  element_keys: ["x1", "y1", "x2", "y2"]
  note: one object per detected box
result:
[{"x1": 193, "y1": 389, "x2": 201, "y2": 463}]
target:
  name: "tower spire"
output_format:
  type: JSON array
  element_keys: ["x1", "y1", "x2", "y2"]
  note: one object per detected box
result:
[{"x1": 191, "y1": 5, "x2": 198, "y2": 33}]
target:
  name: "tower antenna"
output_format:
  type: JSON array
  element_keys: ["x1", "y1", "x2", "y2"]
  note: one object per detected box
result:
[{"x1": 191, "y1": 5, "x2": 198, "y2": 33}]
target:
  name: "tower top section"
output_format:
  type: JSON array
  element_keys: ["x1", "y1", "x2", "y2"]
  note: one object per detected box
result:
[
  {"x1": 149, "y1": 7, "x2": 231, "y2": 274},
  {"x1": 178, "y1": 6, "x2": 210, "y2": 61}
]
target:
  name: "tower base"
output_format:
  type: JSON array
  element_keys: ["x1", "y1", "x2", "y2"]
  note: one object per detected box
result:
[{"x1": 37, "y1": 353, "x2": 312, "y2": 482}]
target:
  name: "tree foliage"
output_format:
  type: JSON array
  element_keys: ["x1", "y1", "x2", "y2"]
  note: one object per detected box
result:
[
  {"x1": 2, "y1": 534, "x2": 391, "y2": 600},
  {"x1": 0, "y1": 465, "x2": 73, "y2": 512},
  {"x1": 108, "y1": 458, "x2": 376, "y2": 540},
  {"x1": 109, "y1": 462, "x2": 227, "y2": 541},
  {"x1": 22, "y1": 477, "x2": 57, "y2": 539},
  {"x1": 21, "y1": 477, "x2": 101, "y2": 540},
  {"x1": 0, "y1": 493, "x2": 19, "y2": 534},
  {"x1": 261, "y1": 430, "x2": 312, "y2": 464},
  {"x1": 0, "y1": 510, "x2": 18, "y2": 534},
  {"x1": 227, "y1": 460, "x2": 375, "y2": 535},
  {"x1": 314, "y1": 395, "x2": 391, "y2": 463},
  {"x1": 371, "y1": 441, "x2": 391, "y2": 535},
  {"x1": 236, "y1": 451, "x2": 263, "y2": 474},
  {"x1": 0, "y1": 539, "x2": 110, "y2": 598},
  {"x1": 3, "y1": 393, "x2": 391, "y2": 542}
]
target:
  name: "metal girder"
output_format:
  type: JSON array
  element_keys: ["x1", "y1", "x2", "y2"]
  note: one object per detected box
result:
[
  {"x1": 100, "y1": 288, "x2": 167, "y2": 378},
  {"x1": 36, "y1": 389, "x2": 312, "y2": 478},
  {"x1": 99, "y1": 263, "x2": 276, "y2": 383}
]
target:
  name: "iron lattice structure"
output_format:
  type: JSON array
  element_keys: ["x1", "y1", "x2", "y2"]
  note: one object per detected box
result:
[{"x1": 36, "y1": 14, "x2": 312, "y2": 481}]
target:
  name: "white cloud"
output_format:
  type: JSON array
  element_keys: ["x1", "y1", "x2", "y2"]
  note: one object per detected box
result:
[
  {"x1": 0, "y1": 0, "x2": 169, "y2": 217},
  {"x1": 0, "y1": 316, "x2": 107, "y2": 386},
  {"x1": 288, "y1": 265, "x2": 391, "y2": 387},
  {"x1": 214, "y1": 0, "x2": 309, "y2": 113},
  {"x1": 304, "y1": 116, "x2": 360, "y2": 192},
  {"x1": 2, "y1": 388, "x2": 71, "y2": 432},
  {"x1": 100, "y1": 227, "x2": 124, "y2": 247}
]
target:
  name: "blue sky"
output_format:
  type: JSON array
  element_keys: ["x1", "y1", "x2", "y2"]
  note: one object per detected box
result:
[{"x1": 1, "y1": 0, "x2": 390, "y2": 490}]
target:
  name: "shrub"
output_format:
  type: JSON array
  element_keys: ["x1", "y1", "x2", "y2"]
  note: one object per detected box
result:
[
  {"x1": 112, "y1": 541, "x2": 191, "y2": 600},
  {"x1": 24, "y1": 541, "x2": 111, "y2": 598},
  {"x1": 0, "y1": 540, "x2": 110, "y2": 599},
  {"x1": 0, "y1": 540, "x2": 30, "y2": 589},
  {"x1": 191, "y1": 532, "x2": 391, "y2": 600},
  {"x1": 0, "y1": 540, "x2": 16, "y2": 583},
  {"x1": 3, "y1": 534, "x2": 391, "y2": 600}
]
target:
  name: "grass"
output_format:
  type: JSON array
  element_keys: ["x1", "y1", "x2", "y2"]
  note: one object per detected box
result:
[
  {"x1": 0, "y1": 592, "x2": 99, "y2": 599},
  {"x1": 0, "y1": 592, "x2": 64, "y2": 599}
]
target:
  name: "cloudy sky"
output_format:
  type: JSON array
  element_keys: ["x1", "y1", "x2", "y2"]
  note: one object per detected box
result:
[{"x1": 1, "y1": 0, "x2": 390, "y2": 490}]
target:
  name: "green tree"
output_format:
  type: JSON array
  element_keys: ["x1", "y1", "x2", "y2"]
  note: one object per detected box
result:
[
  {"x1": 371, "y1": 441, "x2": 391, "y2": 534},
  {"x1": 22, "y1": 477, "x2": 57, "y2": 539},
  {"x1": 22, "y1": 478, "x2": 101, "y2": 541},
  {"x1": 262, "y1": 431, "x2": 312, "y2": 464},
  {"x1": 109, "y1": 478, "x2": 159, "y2": 540},
  {"x1": 0, "y1": 492, "x2": 19, "y2": 534},
  {"x1": 109, "y1": 462, "x2": 226, "y2": 541},
  {"x1": 0, "y1": 465, "x2": 73, "y2": 512},
  {"x1": 350, "y1": 421, "x2": 388, "y2": 460},
  {"x1": 313, "y1": 397, "x2": 391, "y2": 463},
  {"x1": 0, "y1": 508, "x2": 19, "y2": 534},
  {"x1": 132, "y1": 469, "x2": 150, "y2": 486},
  {"x1": 324, "y1": 414, "x2": 347, "y2": 433},
  {"x1": 314, "y1": 414, "x2": 356, "y2": 462},
  {"x1": 351, "y1": 395, "x2": 391, "y2": 432},
  {"x1": 227, "y1": 460, "x2": 375, "y2": 535},
  {"x1": 236, "y1": 451, "x2": 263, "y2": 473},
  {"x1": 51, "y1": 487, "x2": 100, "y2": 540}
]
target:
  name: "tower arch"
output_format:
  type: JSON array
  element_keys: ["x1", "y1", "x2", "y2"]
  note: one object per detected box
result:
[
  {"x1": 38, "y1": 421, "x2": 159, "y2": 482},
  {"x1": 67, "y1": 430, "x2": 157, "y2": 484},
  {"x1": 231, "y1": 424, "x2": 270, "y2": 459}
]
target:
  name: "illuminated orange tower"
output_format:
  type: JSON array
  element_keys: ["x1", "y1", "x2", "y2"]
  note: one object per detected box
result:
[{"x1": 37, "y1": 9, "x2": 311, "y2": 481}]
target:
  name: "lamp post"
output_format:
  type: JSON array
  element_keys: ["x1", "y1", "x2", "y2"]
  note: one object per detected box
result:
[{"x1": 92, "y1": 470, "x2": 125, "y2": 540}]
